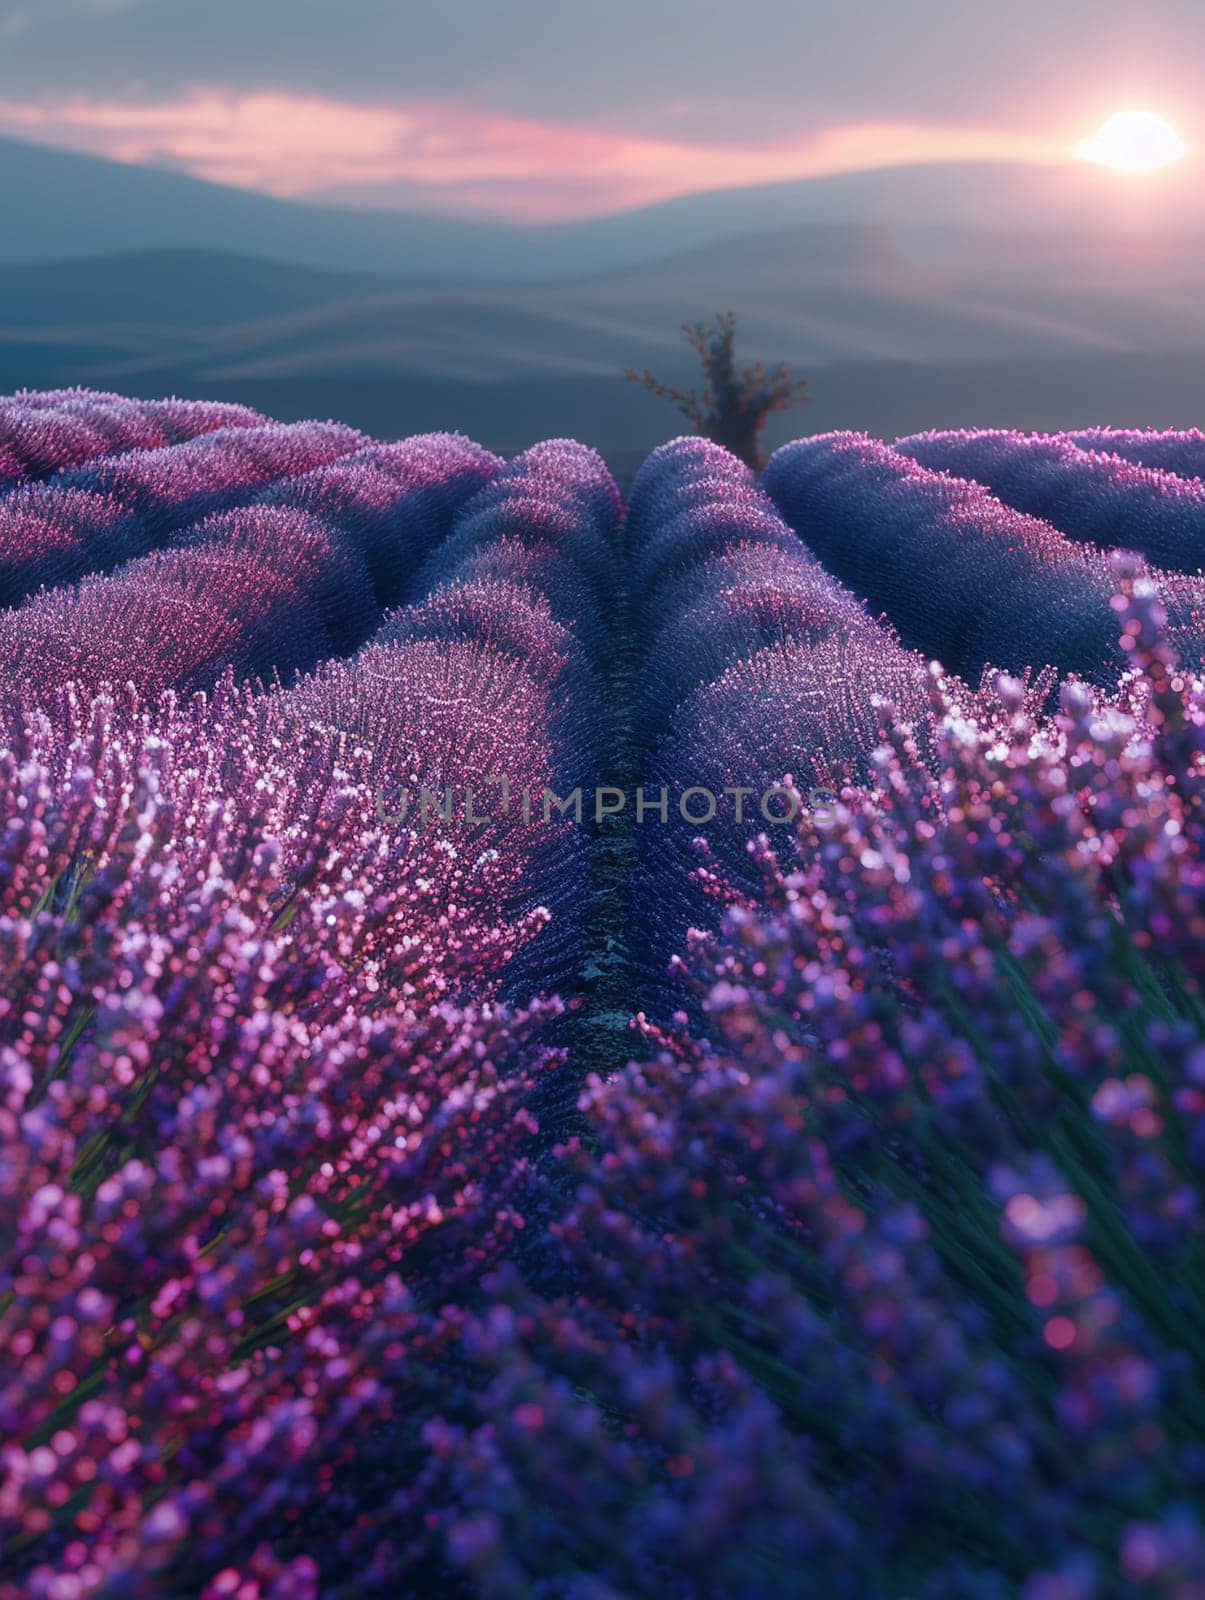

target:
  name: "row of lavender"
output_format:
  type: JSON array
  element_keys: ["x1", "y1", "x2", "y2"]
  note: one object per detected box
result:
[
  {"x1": 390, "y1": 437, "x2": 1205, "y2": 1596},
  {"x1": 0, "y1": 431, "x2": 502, "y2": 702},
  {"x1": 291, "y1": 447, "x2": 1203, "y2": 1596},
  {"x1": 0, "y1": 428, "x2": 621, "y2": 1595},
  {"x1": 2, "y1": 397, "x2": 1204, "y2": 1595},
  {"x1": 0, "y1": 417, "x2": 365, "y2": 609},
  {"x1": 761, "y1": 431, "x2": 1205, "y2": 685},
  {"x1": 296, "y1": 437, "x2": 620, "y2": 997},
  {"x1": 510, "y1": 580, "x2": 1205, "y2": 1599},
  {"x1": 0, "y1": 388, "x2": 266, "y2": 491},
  {"x1": 625, "y1": 436, "x2": 937, "y2": 989},
  {"x1": 899, "y1": 426, "x2": 1205, "y2": 573}
]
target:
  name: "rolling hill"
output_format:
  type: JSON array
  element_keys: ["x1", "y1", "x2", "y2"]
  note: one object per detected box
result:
[
  {"x1": 2, "y1": 135, "x2": 1204, "y2": 454},
  {"x1": 4, "y1": 220, "x2": 1205, "y2": 384},
  {"x1": 6, "y1": 131, "x2": 1205, "y2": 280}
]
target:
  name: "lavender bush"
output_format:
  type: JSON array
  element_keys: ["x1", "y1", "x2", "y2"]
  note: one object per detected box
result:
[
  {"x1": 370, "y1": 441, "x2": 619, "y2": 993},
  {"x1": 4, "y1": 396, "x2": 1204, "y2": 1599},
  {"x1": 1, "y1": 389, "x2": 266, "y2": 491},
  {"x1": 630, "y1": 438, "x2": 934, "y2": 1000},
  {"x1": 0, "y1": 507, "x2": 373, "y2": 705},
  {"x1": 764, "y1": 432, "x2": 1205, "y2": 683},
  {"x1": 410, "y1": 579, "x2": 1205, "y2": 1600},
  {"x1": 260, "y1": 434, "x2": 503, "y2": 609},
  {"x1": 1067, "y1": 428, "x2": 1205, "y2": 484},
  {"x1": 0, "y1": 422, "x2": 364, "y2": 605},
  {"x1": 0, "y1": 673, "x2": 568, "y2": 1599},
  {"x1": 13, "y1": 388, "x2": 264, "y2": 441},
  {"x1": 420, "y1": 440, "x2": 621, "y2": 667},
  {"x1": 0, "y1": 404, "x2": 117, "y2": 492},
  {"x1": 899, "y1": 428, "x2": 1205, "y2": 575}
]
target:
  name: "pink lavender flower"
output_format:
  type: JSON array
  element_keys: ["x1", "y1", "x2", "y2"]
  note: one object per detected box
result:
[
  {"x1": 1069, "y1": 426, "x2": 1205, "y2": 484},
  {"x1": 0, "y1": 421, "x2": 364, "y2": 603},
  {"x1": 0, "y1": 681, "x2": 555, "y2": 1597},
  {"x1": 1, "y1": 388, "x2": 267, "y2": 490}
]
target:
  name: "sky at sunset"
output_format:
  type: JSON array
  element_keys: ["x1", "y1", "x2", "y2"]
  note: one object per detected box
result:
[{"x1": 0, "y1": 0, "x2": 1199, "y2": 220}]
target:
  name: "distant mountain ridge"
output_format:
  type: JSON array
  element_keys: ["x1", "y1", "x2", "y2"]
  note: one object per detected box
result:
[
  {"x1": 0, "y1": 136, "x2": 538, "y2": 279},
  {"x1": 4, "y1": 133, "x2": 1205, "y2": 281},
  {"x1": 4, "y1": 219, "x2": 1205, "y2": 393},
  {"x1": 0, "y1": 250, "x2": 381, "y2": 328},
  {"x1": 3, "y1": 135, "x2": 1204, "y2": 455}
]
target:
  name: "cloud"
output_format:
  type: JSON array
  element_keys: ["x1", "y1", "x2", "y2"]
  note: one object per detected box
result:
[
  {"x1": 0, "y1": 0, "x2": 1196, "y2": 149},
  {"x1": 0, "y1": 88, "x2": 1067, "y2": 218}
]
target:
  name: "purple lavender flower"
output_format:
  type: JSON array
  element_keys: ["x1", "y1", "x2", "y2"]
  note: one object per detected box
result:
[
  {"x1": 1, "y1": 388, "x2": 267, "y2": 491},
  {"x1": 898, "y1": 428, "x2": 1205, "y2": 577},
  {"x1": 766, "y1": 431, "x2": 1205, "y2": 681},
  {"x1": 0, "y1": 421, "x2": 364, "y2": 604}
]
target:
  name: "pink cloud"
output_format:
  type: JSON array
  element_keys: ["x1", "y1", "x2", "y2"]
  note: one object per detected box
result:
[{"x1": 0, "y1": 88, "x2": 1068, "y2": 220}]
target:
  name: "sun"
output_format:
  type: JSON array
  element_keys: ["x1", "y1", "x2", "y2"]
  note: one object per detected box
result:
[{"x1": 1075, "y1": 110, "x2": 1187, "y2": 172}]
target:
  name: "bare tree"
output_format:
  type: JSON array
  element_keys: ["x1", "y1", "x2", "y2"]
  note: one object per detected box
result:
[{"x1": 624, "y1": 311, "x2": 808, "y2": 470}]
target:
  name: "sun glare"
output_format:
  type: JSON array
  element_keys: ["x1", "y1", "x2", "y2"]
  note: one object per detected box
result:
[{"x1": 1076, "y1": 110, "x2": 1187, "y2": 172}]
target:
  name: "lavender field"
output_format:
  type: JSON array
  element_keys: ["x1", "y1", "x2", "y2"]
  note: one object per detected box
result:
[{"x1": 2, "y1": 391, "x2": 1204, "y2": 1599}]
